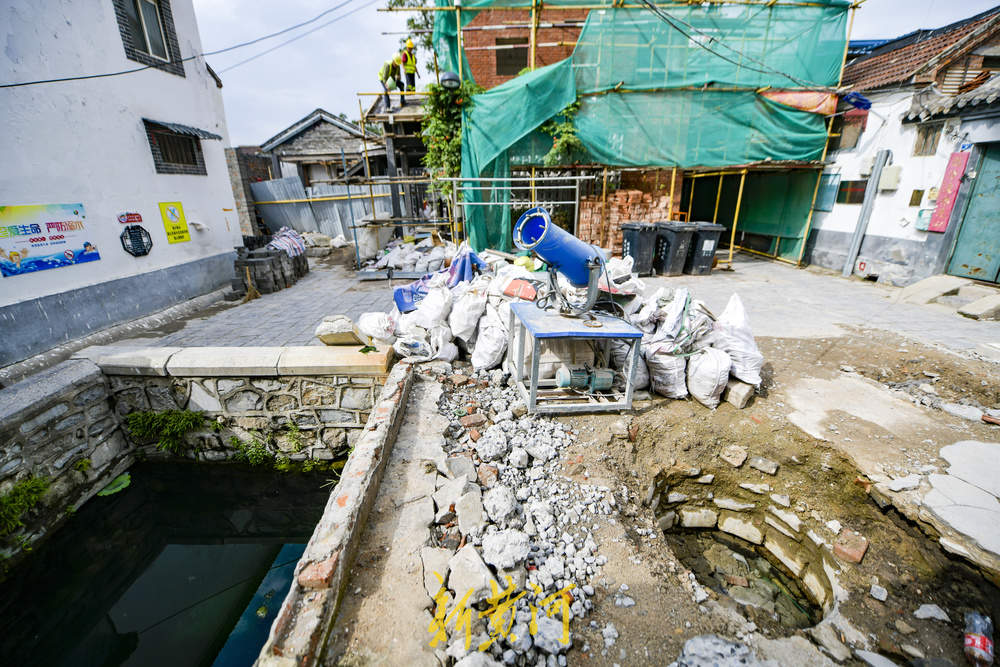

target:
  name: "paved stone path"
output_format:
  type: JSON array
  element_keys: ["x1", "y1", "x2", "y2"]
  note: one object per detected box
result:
[
  {"x1": 118, "y1": 255, "x2": 998, "y2": 360},
  {"x1": 644, "y1": 256, "x2": 1000, "y2": 359},
  {"x1": 123, "y1": 262, "x2": 395, "y2": 348}
]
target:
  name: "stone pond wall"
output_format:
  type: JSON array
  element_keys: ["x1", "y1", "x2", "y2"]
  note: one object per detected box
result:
[{"x1": 0, "y1": 345, "x2": 392, "y2": 570}]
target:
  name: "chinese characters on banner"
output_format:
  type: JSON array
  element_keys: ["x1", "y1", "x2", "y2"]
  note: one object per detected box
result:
[
  {"x1": 0, "y1": 203, "x2": 102, "y2": 278},
  {"x1": 159, "y1": 201, "x2": 191, "y2": 244}
]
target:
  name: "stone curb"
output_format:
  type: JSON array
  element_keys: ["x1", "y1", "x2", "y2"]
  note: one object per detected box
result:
[{"x1": 256, "y1": 361, "x2": 414, "y2": 666}]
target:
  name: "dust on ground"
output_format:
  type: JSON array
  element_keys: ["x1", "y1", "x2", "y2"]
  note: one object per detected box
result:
[{"x1": 547, "y1": 328, "x2": 999, "y2": 665}]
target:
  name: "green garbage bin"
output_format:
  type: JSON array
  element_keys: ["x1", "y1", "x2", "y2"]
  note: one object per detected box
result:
[
  {"x1": 684, "y1": 223, "x2": 726, "y2": 275},
  {"x1": 654, "y1": 222, "x2": 698, "y2": 276}
]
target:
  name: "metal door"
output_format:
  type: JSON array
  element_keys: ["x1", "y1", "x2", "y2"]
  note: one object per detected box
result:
[{"x1": 948, "y1": 144, "x2": 1000, "y2": 282}]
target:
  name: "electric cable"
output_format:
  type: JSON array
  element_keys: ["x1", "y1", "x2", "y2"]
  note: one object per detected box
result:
[
  {"x1": 634, "y1": 0, "x2": 826, "y2": 89},
  {"x1": 1, "y1": 0, "x2": 359, "y2": 89},
  {"x1": 219, "y1": 0, "x2": 379, "y2": 73}
]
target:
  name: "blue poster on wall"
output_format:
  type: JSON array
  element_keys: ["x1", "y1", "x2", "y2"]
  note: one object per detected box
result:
[{"x1": 0, "y1": 203, "x2": 102, "y2": 278}]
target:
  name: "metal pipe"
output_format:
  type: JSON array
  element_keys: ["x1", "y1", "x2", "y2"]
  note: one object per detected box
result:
[
  {"x1": 342, "y1": 149, "x2": 361, "y2": 270},
  {"x1": 737, "y1": 245, "x2": 799, "y2": 265},
  {"x1": 600, "y1": 167, "x2": 609, "y2": 247},
  {"x1": 358, "y1": 99, "x2": 376, "y2": 215},
  {"x1": 842, "y1": 149, "x2": 890, "y2": 277},
  {"x1": 668, "y1": 166, "x2": 677, "y2": 220},
  {"x1": 724, "y1": 169, "x2": 747, "y2": 266},
  {"x1": 465, "y1": 41, "x2": 576, "y2": 51},
  {"x1": 712, "y1": 174, "x2": 723, "y2": 223},
  {"x1": 456, "y1": 2, "x2": 464, "y2": 81},
  {"x1": 530, "y1": 0, "x2": 539, "y2": 70},
  {"x1": 379, "y1": 2, "x2": 855, "y2": 12},
  {"x1": 255, "y1": 193, "x2": 391, "y2": 205}
]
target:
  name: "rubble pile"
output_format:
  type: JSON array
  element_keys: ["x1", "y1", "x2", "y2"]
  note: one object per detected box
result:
[
  {"x1": 361, "y1": 236, "x2": 458, "y2": 274},
  {"x1": 422, "y1": 367, "x2": 626, "y2": 666},
  {"x1": 347, "y1": 245, "x2": 764, "y2": 410}
]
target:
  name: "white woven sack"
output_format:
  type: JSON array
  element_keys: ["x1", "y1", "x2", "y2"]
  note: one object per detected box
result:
[{"x1": 687, "y1": 347, "x2": 732, "y2": 409}]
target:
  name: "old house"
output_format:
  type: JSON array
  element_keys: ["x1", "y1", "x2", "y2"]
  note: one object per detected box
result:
[
  {"x1": 807, "y1": 6, "x2": 1000, "y2": 285},
  {"x1": 259, "y1": 108, "x2": 381, "y2": 187},
  {"x1": 1, "y1": 0, "x2": 242, "y2": 366}
]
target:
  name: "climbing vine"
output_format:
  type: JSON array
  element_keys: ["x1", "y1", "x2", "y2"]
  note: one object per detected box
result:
[
  {"x1": 421, "y1": 79, "x2": 483, "y2": 198},
  {"x1": 541, "y1": 100, "x2": 586, "y2": 167}
]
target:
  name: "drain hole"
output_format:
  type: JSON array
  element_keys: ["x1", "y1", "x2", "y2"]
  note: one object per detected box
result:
[{"x1": 665, "y1": 530, "x2": 825, "y2": 633}]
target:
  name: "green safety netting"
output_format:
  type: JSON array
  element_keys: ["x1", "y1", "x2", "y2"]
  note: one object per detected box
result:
[{"x1": 434, "y1": 0, "x2": 850, "y2": 250}]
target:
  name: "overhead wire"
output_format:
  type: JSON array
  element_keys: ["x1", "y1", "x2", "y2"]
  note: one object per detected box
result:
[
  {"x1": 0, "y1": 0, "x2": 360, "y2": 89},
  {"x1": 219, "y1": 0, "x2": 380, "y2": 73},
  {"x1": 634, "y1": 0, "x2": 826, "y2": 89}
]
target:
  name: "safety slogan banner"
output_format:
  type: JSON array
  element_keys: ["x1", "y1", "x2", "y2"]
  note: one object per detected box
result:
[
  {"x1": 0, "y1": 203, "x2": 102, "y2": 278},
  {"x1": 159, "y1": 201, "x2": 191, "y2": 244}
]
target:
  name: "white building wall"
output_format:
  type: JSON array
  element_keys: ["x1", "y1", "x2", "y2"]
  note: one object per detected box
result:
[
  {"x1": 0, "y1": 0, "x2": 241, "y2": 309},
  {"x1": 813, "y1": 90, "x2": 962, "y2": 241}
]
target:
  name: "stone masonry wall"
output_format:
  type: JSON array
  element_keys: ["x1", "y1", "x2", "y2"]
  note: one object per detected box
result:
[
  {"x1": 108, "y1": 374, "x2": 384, "y2": 463},
  {"x1": 0, "y1": 360, "x2": 131, "y2": 567}
]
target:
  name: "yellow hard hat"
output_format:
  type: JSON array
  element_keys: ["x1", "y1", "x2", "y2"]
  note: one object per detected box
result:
[
  {"x1": 406, "y1": 38, "x2": 415, "y2": 49},
  {"x1": 393, "y1": 54, "x2": 402, "y2": 65}
]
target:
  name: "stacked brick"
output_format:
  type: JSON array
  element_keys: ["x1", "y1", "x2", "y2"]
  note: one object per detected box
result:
[{"x1": 577, "y1": 190, "x2": 675, "y2": 255}]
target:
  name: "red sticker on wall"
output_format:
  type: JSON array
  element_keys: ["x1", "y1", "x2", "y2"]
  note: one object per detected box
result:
[{"x1": 928, "y1": 152, "x2": 971, "y2": 233}]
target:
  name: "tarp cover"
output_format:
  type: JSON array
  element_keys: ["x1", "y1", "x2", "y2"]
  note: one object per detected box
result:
[{"x1": 436, "y1": 0, "x2": 850, "y2": 250}]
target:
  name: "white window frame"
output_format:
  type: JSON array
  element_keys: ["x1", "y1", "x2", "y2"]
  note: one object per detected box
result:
[{"x1": 135, "y1": 0, "x2": 170, "y2": 62}]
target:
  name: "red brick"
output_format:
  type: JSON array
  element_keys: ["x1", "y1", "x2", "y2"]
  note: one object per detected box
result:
[
  {"x1": 298, "y1": 553, "x2": 340, "y2": 589},
  {"x1": 833, "y1": 530, "x2": 869, "y2": 564},
  {"x1": 469, "y1": 428, "x2": 481, "y2": 442},
  {"x1": 460, "y1": 413, "x2": 487, "y2": 428}
]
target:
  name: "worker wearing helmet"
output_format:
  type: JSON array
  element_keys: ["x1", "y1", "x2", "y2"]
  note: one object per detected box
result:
[
  {"x1": 401, "y1": 38, "x2": 418, "y2": 97},
  {"x1": 378, "y1": 54, "x2": 404, "y2": 110}
]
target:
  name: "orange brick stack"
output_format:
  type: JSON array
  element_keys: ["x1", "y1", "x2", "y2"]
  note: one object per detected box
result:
[{"x1": 577, "y1": 189, "x2": 677, "y2": 257}]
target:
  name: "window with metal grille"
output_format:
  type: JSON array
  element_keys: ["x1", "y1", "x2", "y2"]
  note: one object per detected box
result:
[
  {"x1": 144, "y1": 121, "x2": 206, "y2": 175},
  {"x1": 496, "y1": 37, "x2": 529, "y2": 76},
  {"x1": 113, "y1": 0, "x2": 183, "y2": 76},
  {"x1": 836, "y1": 179, "x2": 868, "y2": 205},
  {"x1": 913, "y1": 123, "x2": 942, "y2": 156}
]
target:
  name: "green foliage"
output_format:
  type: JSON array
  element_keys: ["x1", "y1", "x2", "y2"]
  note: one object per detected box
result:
[
  {"x1": 73, "y1": 458, "x2": 92, "y2": 473},
  {"x1": 421, "y1": 79, "x2": 484, "y2": 198},
  {"x1": 98, "y1": 473, "x2": 131, "y2": 497},
  {"x1": 230, "y1": 435, "x2": 274, "y2": 467},
  {"x1": 210, "y1": 418, "x2": 225, "y2": 433},
  {"x1": 385, "y1": 0, "x2": 434, "y2": 55},
  {"x1": 124, "y1": 410, "x2": 206, "y2": 455},
  {"x1": 0, "y1": 476, "x2": 50, "y2": 539},
  {"x1": 301, "y1": 459, "x2": 321, "y2": 473},
  {"x1": 273, "y1": 455, "x2": 292, "y2": 472},
  {"x1": 286, "y1": 421, "x2": 305, "y2": 453},
  {"x1": 541, "y1": 100, "x2": 586, "y2": 167}
]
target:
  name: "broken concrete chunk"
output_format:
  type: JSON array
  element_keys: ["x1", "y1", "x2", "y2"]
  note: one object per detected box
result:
[
  {"x1": 808, "y1": 622, "x2": 852, "y2": 663},
  {"x1": 724, "y1": 379, "x2": 755, "y2": 409},
  {"x1": 941, "y1": 402, "x2": 984, "y2": 422},
  {"x1": 680, "y1": 508, "x2": 718, "y2": 528},
  {"x1": 718, "y1": 512, "x2": 763, "y2": 544},
  {"x1": 481, "y1": 529, "x2": 530, "y2": 569},
  {"x1": 445, "y1": 455, "x2": 477, "y2": 483},
  {"x1": 696, "y1": 474, "x2": 715, "y2": 484},
  {"x1": 720, "y1": 444, "x2": 748, "y2": 468},
  {"x1": 448, "y1": 544, "x2": 498, "y2": 604},
  {"x1": 459, "y1": 413, "x2": 488, "y2": 428},
  {"x1": 749, "y1": 456, "x2": 779, "y2": 475},
  {"x1": 825, "y1": 519, "x2": 842, "y2": 535},
  {"x1": 657, "y1": 511, "x2": 678, "y2": 530},
  {"x1": 456, "y1": 491, "x2": 486, "y2": 536},
  {"x1": 483, "y1": 485, "x2": 520, "y2": 525},
  {"x1": 667, "y1": 492, "x2": 688, "y2": 504},
  {"x1": 770, "y1": 493, "x2": 790, "y2": 507},
  {"x1": 768, "y1": 505, "x2": 802, "y2": 532},
  {"x1": 714, "y1": 497, "x2": 755, "y2": 512},
  {"x1": 894, "y1": 619, "x2": 916, "y2": 635},
  {"x1": 433, "y1": 478, "x2": 479, "y2": 513},
  {"x1": 764, "y1": 516, "x2": 797, "y2": 540},
  {"x1": 508, "y1": 446, "x2": 529, "y2": 469},
  {"x1": 764, "y1": 535, "x2": 805, "y2": 577},
  {"x1": 870, "y1": 584, "x2": 888, "y2": 602},
  {"x1": 533, "y1": 615, "x2": 571, "y2": 654},
  {"x1": 913, "y1": 603, "x2": 950, "y2": 622},
  {"x1": 421, "y1": 546, "x2": 452, "y2": 598},
  {"x1": 887, "y1": 474, "x2": 920, "y2": 492},
  {"x1": 854, "y1": 650, "x2": 900, "y2": 667},
  {"x1": 739, "y1": 483, "x2": 771, "y2": 495}
]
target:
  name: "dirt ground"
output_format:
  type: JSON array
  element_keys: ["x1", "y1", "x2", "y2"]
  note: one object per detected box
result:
[{"x1": 551, "y1": 329, "x2": 1000, "y2": 666}]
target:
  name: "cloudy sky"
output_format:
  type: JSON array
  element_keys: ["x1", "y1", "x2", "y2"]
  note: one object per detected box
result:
[{"x1": 192, "y1": 0, "x2": 1000, "y2": 146}]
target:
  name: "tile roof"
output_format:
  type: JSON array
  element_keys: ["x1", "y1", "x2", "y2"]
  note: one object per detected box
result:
[
  {"x1": 843, "y1": 6, "x2": 1000, "y2": 92},
  {"x1": 904, "y1": 74, "x2": 1000, "y2": 120}
]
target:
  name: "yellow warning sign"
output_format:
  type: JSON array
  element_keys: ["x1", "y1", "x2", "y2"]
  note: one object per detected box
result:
[{"x1": 159, "y1": 201, "x2": 190, "y2": 244}]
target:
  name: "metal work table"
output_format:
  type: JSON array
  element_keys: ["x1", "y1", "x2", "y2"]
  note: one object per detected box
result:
[{"x1": 505, "y1": 302, "x2": 643, "y2": 414}]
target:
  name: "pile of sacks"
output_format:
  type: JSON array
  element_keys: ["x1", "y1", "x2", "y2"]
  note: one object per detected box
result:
[
  {"x1": 362, "y1": 236, "x2": 457, "y2": 274},
  {"x1": 623, "y1": 287, "x2": 763, "y2": 408},
  {"x1": 352, "y1": 247, "x2": 763, "y2": 409}
]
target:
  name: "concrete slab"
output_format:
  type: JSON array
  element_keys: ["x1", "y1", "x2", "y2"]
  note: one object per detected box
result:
[
  {"x1": 922, "y1": 473, "x2": 1000, "y2": 558},
  {"x1": 165, "y1": 347, "x2": 281, "y2": 376},
  {"x1": 93, "y1": 347, "x2": 182, "y2": 376},
  {"x1": 959, "y1": 294, "x2": 1000, "y2": 320},
  {"x1": 957, "y1": 284, "x2": 999, "y2": 302},
  {"x1": 893, "y1": 274, "x2": 970, "y2": 305},
  {"x1": 277, "y1": 345, "x2": 392, "y2": 376},
  {"x1": 939, "y1": 440, "x2": 1000, "y2": 498}
]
